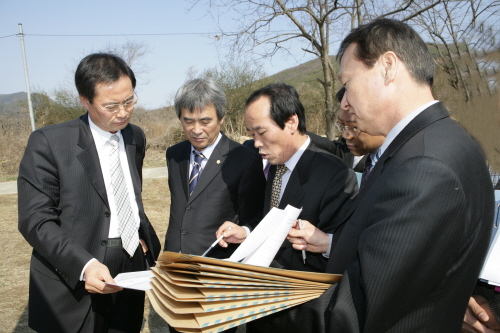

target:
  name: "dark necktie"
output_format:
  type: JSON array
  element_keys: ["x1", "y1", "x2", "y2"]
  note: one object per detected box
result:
[
  {"x1": 263, "y1": 161, "x2": 271, "y2": 180},
  {"x1": 360, "y1": 155, "x2": 373, "y2": 189},
  {"x1": 189, "y1": 151, "x2": 205, "y2": 195},
  {"x1": 270, "y1": 164, "x2": 288, "y2": 208}
]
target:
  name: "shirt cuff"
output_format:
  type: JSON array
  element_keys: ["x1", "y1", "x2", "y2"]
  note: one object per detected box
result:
[
  {"x1": 80, "y1": 258, "x2": 97, "y2": 281},
  {"x1": 242, "y1": 226, "x2": 251, "y2": 238},
  {"x1": 322, "y1": 234, "x2": 333, "y2": 258}
]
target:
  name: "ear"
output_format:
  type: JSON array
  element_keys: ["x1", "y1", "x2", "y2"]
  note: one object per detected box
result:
[
  {"x1": 219, "y1": 117, "x2": 224, "y2": 125},
  {"x1": 286, "y1": 114, "x2": 299, "y2": 133},
  {"x1": 79, "y1": 95, "x2": 90, "y2": 111},
  {"x1": 380, "y1": 51, "x2": 398, "y2": 84}
]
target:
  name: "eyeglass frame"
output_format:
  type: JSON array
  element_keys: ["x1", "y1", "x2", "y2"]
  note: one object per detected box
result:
[
  {"x1": 335, "y1": 121, "x2": 360, "y2": 137},
  {"x1": 94, "y1": 92, "x2": 139, "y2": 114}
]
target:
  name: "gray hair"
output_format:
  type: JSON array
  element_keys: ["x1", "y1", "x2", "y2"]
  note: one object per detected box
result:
[{"x1": 174, "y1": 78, "x2": 226, "y2": 119}]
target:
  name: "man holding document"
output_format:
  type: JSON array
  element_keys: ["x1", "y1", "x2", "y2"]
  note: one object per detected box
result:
[
  {"x1": 217, "y1": 82, "x2": 358, "y2": 332},
  {"x1": 290, "y1": 18, "x2": 495, "y2": 332}
]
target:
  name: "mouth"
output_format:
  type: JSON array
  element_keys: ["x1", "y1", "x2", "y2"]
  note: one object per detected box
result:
[
  {"x1": 260, "y1": 153, "x2": 269, "y2": 159},
  {"x1": 191, "y1": 137, "x2": 207, "y2": 142}
]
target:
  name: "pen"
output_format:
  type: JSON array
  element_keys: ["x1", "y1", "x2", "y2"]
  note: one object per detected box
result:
[
  {"x1": 298, "y1": 219, "x2": 307, "y2": 265},
  {"x1": 201, "y1": 215, "x2": 238, "y2": 257}
]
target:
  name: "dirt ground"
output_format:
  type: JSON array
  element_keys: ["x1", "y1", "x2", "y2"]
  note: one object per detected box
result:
[{"x1": 0, "y1": 178, "x2": 173, "y2": 333}]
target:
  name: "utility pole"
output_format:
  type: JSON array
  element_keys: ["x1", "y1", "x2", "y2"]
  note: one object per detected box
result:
[{"x1": 18, "y1": 23, "x2": 36, "y2": 131}]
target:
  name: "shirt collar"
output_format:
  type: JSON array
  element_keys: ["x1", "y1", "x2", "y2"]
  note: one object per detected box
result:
[
  {"x1": 88, "y1": 115, "x2": 122, "y2": 149},
  {"x1": 284, "y1": 136, "x2": 310, "y2": 172},
  {"x1": 378, "y1": 100, "x2": 438, "y2": 157}
]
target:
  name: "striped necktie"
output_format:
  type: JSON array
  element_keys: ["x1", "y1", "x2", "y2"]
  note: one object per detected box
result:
[
  {"x1": 270, "y1": 164, "x2": 288, "y2": 208},
  {"x1": 189, "y1": 151, "x2": 205, "y2": 195},
  {"x1": 108, "y1": 134, "x2": 139, "y2": 257}
]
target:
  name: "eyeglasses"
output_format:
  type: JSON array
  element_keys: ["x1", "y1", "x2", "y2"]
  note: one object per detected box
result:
[
  {"x1": 335, "y1": 121, "x2": 360, "y2": 137},
  {"x1": 95, "y1": 93, "x2": 139, "y2": 113}
]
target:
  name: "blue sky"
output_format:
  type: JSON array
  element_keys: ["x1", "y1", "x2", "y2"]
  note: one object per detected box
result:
[{"x1": 0, "y1": 0, "x2": 316, "y2": 109}]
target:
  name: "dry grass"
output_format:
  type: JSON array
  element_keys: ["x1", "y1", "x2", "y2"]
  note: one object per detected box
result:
[{"x1": 0, "y1": 177, "x2": 171, "y2": 333}]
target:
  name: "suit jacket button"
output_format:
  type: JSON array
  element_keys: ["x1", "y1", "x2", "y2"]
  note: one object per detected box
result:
[
  {"x1": 181, "y1": 230, "x2": 187, "y2": 235},
  {"x1": 101, "y1": 240, "x2": 107, "y2": 246},
  {"x1": 105, "y1": 212, "x2": 110, "y2": 217}
]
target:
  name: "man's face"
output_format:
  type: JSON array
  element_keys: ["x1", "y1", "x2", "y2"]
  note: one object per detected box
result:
[
  {"x1": 338, "y1": 108, "x2": 385, "y2": 156},
  {"x1": 339, "y1": 43, "x2": 387, "y2": 136},
  {"x1": 180, "y1": 104, "x2": 223, "y2": 151},
  {"x1": 245, "y1": 96, "x2": 297, "y2": 165},
  {"x1": 80, "y1": 75, "x2": 134, "y2": 133}
]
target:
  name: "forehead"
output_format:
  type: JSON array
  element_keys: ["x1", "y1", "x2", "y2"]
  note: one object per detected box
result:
[
  {"x1": 339, "y1": 43, "x2": 361, "y2": 81},
  {"x1": 245, "y1": 96, "x2": 274, "y2": 126},
  {"x1": 181, "y1": 104, "x2": 217, "y2": 119}
]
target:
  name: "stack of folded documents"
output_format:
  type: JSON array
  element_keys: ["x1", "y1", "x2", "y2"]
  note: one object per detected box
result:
[{"x1": 147, "y1": 251, "x2": 341, "y2": 333}]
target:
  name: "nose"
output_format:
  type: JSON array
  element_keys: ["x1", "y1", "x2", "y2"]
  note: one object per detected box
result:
[
  {"x1": 341, "y1": 128, "x2": 353, "y2": 140},
  {"x1": 340, "y1": 93, "x2": 349, "y2": 111},
  {"x1": 192, "y1": 122, "x2": 203, "y2": 135},
  {"x1": 115, "y1": 105, "x2": 129, "y2": 118},
  {"x1": 253, "y1": 139, "x2": 263, "y2": 148}
]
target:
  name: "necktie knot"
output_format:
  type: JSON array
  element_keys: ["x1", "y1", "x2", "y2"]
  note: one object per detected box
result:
[
  {"x1": 270, "y1": 164, "x2": 288, "y2": 208},
  {"x1": 189, "y1": 151, "x2": 205, "y2": 195}
]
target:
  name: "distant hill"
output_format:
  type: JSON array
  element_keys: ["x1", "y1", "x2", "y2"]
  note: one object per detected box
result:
[
  {"x1": 265, "y1": 56, "x2": 337, "y2": 87},
  {"x1": 0, "y1": 92, "x2": 27, "y2": 115}
]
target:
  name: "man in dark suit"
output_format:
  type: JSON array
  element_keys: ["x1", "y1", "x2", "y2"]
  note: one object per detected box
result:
[
  {"x1": 164, "y1": 78, "x2": 265, "y2": 260},
  {"x1": 216, "y1": 82, "x2": 358, "y2": 333},
  {"x1": 18, "y1": 53, "x2": 161, "y2": 333},
  {"x1": 290, "y1": 18, "x2": 495, "y2": 332}
]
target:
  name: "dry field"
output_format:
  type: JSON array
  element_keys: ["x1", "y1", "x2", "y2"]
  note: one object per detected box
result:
[{"x1": 0, "y1": 177, "x2": 174, "y2": 333}]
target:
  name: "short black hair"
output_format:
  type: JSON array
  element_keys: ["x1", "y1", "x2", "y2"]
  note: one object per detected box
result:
[
  {"x1": 75, "y1": 53, "x2": 136, "y2": 103},
  {"x1": 245, "y1": 82, "x2": 306, "y2": 134},
  {"x1": 338, "y1": 18, "x2": 435, "y2": 86}
]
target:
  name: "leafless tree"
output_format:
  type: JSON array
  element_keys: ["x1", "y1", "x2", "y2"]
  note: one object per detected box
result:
[
  {"x1": 101, "y1": 39, "x2": 153, "y2": 84},
  {"x1": 414, "y1": 1, "x2": 500, "y2": 103},
  {"x1": 192, "y1": 0, "x2": 498, "y2": 138}
]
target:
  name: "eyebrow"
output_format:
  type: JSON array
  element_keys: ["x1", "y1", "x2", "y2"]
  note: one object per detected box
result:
[
  {"x1": 102, "y1": 94, "x2": 134, "y2": 105},
  {"x1": 183, "y1": 116, "x2": 213, "y2": 121},
  {"x1": 246, "y1": 125, "x2": 263, "y2": 131}
]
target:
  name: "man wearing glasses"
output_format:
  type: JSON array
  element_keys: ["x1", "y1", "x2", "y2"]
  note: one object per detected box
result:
[{"x1": 18, "y1": 53, "x2": 160, "y2": 333}]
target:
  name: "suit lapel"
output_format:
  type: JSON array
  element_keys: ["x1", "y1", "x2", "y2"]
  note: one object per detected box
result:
[
  {"x1": 76, "y1": 114, "x2": 109, "y2": 208},
  {"x1": 187, "y1": 133, "x2": 230, "y2": 204},
  {"x1": 334, "y1": 102, "x2": 451, "y2": 231},
  {"x1": 279, "y1": 144, "x2": 316, "y2": 210},
  {"x1": 264, "y1": 165, "x2": 276, "y2": 214},
  {"x1": 122, "y1": 125, "x2": 140, "y2": 196}
]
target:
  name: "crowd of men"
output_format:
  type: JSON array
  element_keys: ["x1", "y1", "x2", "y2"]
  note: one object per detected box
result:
[{"x1": 17, "y1": 18, "x2": 497, "y2": 333}]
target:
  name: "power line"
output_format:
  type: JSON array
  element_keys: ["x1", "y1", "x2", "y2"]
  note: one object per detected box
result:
[{"x1": 0, "y1": 31, "x2": 295, "y2": 39}]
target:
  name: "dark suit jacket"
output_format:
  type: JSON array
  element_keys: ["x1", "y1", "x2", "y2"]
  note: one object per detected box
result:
[
  {"x1": 325, "y1": 102, "x2": 495, "y2": 332},
  {"x1": 17, "y1": 114, "x2": 161, "y2": 332},
  {"x1": 264, "y1": 141, "x2": 358, "y2": 273},
  {"x1": 165, "y1": 133, "x2": 266, "y2": 258},
  {"x1": 248, "y1": 141, "x2": 357, "y2": 333}
]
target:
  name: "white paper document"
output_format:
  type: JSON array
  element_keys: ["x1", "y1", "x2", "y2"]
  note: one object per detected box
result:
[
  {"x1": 479, "y1": 190, "x2": 500, "y2": 286},
  {"x1": 228, "y1": 205, "x2": 302, "y2": 267},
  {"x1": 105, "y1": 270, "x2": 154, "y2": 291}
]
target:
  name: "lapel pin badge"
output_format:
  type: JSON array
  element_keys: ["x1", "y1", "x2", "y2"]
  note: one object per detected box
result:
[{"x1": 216, "y1": 160, "x2": 221, "y2": 164}]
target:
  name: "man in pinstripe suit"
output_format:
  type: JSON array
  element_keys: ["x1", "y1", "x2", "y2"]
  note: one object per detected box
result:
[
  {"x1": 18, "y1": 53, "x2": 160, "y2": 333},
  {"x1": 291, "y1": 18, "x2": 495, "y2": 332}
]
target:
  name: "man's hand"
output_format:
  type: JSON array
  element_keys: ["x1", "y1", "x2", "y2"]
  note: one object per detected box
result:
[
  {"x1": 462, "y1": 295, "x2": 500, "y2": 332},
  {"x1": 287, "y1": 220, "x2": 330, "y2": 254},
  {"x1": 216, "y1": 221, "x2": 247, "y2": 247},
  {"x1": 84, "y1": 260, "x2": 123, "y2": 294},
  {"x1": 139, "y1": 238, "x2": 148, "y2": 255}
]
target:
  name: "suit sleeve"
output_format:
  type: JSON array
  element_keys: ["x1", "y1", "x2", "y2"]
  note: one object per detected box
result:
[
  {"x1": 237, "y1": 153, "x2": 266, "y2": 230},
  {"x1": 18, "y1": 131, "x2": 94, "y2": 288},
  {"x1": 328, "y1": 156, "x2": 470, "y2": 332}
]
